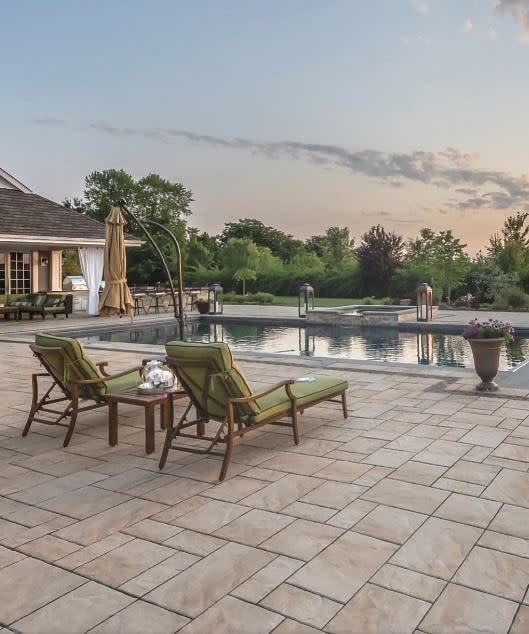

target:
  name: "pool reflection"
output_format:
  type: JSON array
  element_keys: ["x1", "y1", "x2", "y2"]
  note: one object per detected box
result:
[{"x1": 84, "y1": 322, "x2": 527, "y2": 370}]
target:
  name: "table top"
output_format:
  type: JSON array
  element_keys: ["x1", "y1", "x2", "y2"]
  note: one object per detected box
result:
[{"x1": 104, "y1": 387, "x2": 187, "y2": 406}]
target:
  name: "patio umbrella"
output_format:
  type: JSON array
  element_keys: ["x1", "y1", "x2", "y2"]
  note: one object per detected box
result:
[{"x1": 98, "y1": 206, "x2": 133, "y2": 316}]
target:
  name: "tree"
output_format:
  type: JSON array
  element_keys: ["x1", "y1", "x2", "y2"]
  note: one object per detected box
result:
[
  {"x1": 220, "y1": 219, "x2": 304, "y2": 262},
  {"x1": 220, "y1": 238, "x2": 260, "y2": 294},
  {"x1": 409, "y1": 228, "x2": 468, "y2": 304},
  {"x1": 488, "y1": 211, "x2": 529, "y2": 275},
  {"x1": 468, "y1": 254, "x2": 519, "y2": 303},
  {"x1": 306, "y1": 227, "x2": 355, "y2": 269},
  {"x1": 322, "y1": 227, "x2": 355, "y2": 269},
  {"x1": 62, "y1": 197, "x2": 87, "y2": 214},
  {"x1": 356, "y1": 225, "x2": 405, "y2": 295},
  {"x1": 429, "y1": 231, "x2": 468, "y2": 304},
  {"x1": 73, "y1": 169, "x2": 193, "y2": 284}
]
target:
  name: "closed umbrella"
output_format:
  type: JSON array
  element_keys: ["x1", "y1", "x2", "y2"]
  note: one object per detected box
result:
[{"x1": 98, "y1": 206, "x2": 133, "y2": 316}]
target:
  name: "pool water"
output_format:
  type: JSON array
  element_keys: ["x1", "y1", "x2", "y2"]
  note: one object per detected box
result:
[{"x1": 82, "y1": 321, "x2": 528, "y2": 370}]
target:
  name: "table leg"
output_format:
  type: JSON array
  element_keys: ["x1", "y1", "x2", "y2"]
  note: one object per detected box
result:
[
  {"x1": 108, "y1": 402, "x2": 118, "y2": 446},
  {"x1": 145, "y1": 405, "x2": 155, "y2": 454},
  {"x1": 160, "y1": 402, "x2": 167, "y2": 430}
]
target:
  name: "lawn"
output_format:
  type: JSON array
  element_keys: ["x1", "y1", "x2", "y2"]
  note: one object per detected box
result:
[{"x1": 270, "y1": 296, "x2": 390, "y2": 307}]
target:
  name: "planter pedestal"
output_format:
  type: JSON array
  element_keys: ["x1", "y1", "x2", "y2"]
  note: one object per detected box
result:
[{"x1": 467, "y1": 338, "x2": 503, "y2": 392}]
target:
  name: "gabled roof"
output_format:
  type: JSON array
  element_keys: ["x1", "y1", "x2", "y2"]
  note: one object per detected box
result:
[
  {"x1": 0, "y1": 168, "x2": 33, "y2": 193},
  {"x1": 0, "y1": 188, "x2": 141, "y2": 249}
]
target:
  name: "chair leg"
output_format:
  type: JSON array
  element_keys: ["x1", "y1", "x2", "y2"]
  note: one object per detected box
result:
[
  {"x1": 159, "y1": 394, "x2": 176, "y2": 469},
  {"x1": 22, "y1": 373, "x2": 41, "y2": 437},
  {"x1": 63, "y1": 388, "x2": 79, "y2": 447},
  {"x1": 341, "y1": 391, "x2": 348, "y2": 418},
  {"x1": 219, "y1": 416, "x2": 234, "y2": 481},
  {"x1": 291, "y1": 407, "x2": 300, "y2": 445}
]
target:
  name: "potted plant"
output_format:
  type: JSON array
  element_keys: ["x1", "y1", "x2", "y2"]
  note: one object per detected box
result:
[
  {"x1": 463, "y1": 318, "x2": 514, "y2": 391},
  {"x1": 194, "y1": 299, "x2": 210, "y2": 315}
]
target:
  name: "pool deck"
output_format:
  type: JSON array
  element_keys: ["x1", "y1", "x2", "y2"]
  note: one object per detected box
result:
[{"x1": 2, "y1": 307, "x2": 529, "y2": 631}]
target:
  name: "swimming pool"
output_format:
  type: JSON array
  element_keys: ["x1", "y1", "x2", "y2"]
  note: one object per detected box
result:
[{"x1": 80, "y1": 321, "x2": 528, "y2": 370}]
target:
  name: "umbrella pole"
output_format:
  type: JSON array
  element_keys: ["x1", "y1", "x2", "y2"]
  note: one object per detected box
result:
[{"x1": 118, "y1": 199, "x2": 185, "y2": 341}]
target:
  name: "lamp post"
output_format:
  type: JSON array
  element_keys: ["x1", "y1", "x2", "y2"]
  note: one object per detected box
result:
[{"x1": 118, "y1": 199, "x2": 185, "y2": 340}]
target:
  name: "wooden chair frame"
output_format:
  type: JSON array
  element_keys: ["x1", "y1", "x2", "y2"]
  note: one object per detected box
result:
[
  {"x1": 159, "y1": 355, "x2": 348, "y2": 480},
  {"x1": 24, "y1": 342, "x2": 142, "y2": 447}
]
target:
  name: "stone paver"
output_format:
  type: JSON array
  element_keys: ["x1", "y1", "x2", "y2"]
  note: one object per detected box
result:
[
  {"x1": 326, "y1": 583, "x2": 430, "y2": 634},
  {"x1": 2, "y1": 333, "x2": 529, "y2": 632},
  {"x1": 420, "y1": 583, "x2": 518, "y2": 633}
]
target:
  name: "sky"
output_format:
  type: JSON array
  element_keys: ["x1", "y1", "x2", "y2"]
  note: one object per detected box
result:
[{"x1": 2, "y1": 0, "x2": 529, "y2": 252}]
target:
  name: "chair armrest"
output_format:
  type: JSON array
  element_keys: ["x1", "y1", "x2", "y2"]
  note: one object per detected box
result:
[
  {"x1": 72, "y1": 366, "x2": 143, "y2": 385},
  {"x1": 228, "y1": 379, "x2": 296, "y2": 404},
  {"x1": 96, "y1": 361, "x2": 110, "y2": 376}
]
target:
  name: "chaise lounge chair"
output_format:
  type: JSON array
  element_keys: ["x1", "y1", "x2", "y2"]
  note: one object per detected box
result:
[
  {"x1": 24, "y1": 332, "x2": 142, "y2": 447},
  {"x1": 159, "y1": 341, "x2": 348, "y2": 480}
]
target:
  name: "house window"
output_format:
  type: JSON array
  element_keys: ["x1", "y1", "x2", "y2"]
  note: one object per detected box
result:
[
  {"x1": 10, "y1": 252, "x2": 31, "y2": 294},
  {"x1": 0, "y1": 255, "x2": 5, "y2": 295}
]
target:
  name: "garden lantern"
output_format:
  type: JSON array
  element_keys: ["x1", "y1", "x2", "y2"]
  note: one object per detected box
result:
[
  {"x1": 299, "y1": 283, "x2": 314, "y2": 318},
  {"x1": 208, "y1": 283, "x2": 223, "y2": 315},
  {"x1": 416, "y1": 283, "x2": 433, "y2": 322}
]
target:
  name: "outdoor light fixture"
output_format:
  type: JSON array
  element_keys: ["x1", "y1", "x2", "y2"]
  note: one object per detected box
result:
[
  {"x1": 298, "y1": 282, "x2": 314, "y2": 318},
  {"x1": 208, "y1": 283, "x2": 223, "y2": 315},
  {"x1": 416, "y1": 282, "x2": 433, "y2": 322}
]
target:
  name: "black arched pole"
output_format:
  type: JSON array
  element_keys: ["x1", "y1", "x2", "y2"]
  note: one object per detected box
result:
[{"x1": 118, "y1": 198, "x2": 185, "y2": 340}]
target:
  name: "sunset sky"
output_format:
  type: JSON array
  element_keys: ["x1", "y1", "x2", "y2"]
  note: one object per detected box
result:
[{"x1": 3, "y1": 0, "x2": 529, "y2": 252}]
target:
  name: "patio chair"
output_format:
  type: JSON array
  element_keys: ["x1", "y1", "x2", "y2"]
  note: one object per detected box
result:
[
  {"x1": 24, "y1": 332, "x2": 142, "y2": 447},
  {"x1": 159, "y1": 341, "x2": 348, "y2": 480}
]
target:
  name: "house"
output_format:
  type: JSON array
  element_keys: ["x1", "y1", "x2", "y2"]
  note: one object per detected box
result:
[{"x1": 0, "y1": 168, "x2": 140, "y2": 296}]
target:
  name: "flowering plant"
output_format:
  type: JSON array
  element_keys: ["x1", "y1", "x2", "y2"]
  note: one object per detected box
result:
[{"x1": 463, "y1": 318, "x2": 514, "y2": 341}]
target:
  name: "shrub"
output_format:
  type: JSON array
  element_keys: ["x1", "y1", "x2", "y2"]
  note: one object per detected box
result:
[
  {"x1": 223, "y1": 292, "x2": 275, "y2": 304},
  {"x1": 493, "y1": 287, "x2": 529, "y2": 310}
]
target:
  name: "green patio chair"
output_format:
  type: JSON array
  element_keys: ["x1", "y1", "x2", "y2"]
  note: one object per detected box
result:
[
  {"x1": 160, "y1": 341, "x2": 348, "y2": 480},
  {"x1": 24, "y1": 332, "x2": 142, "y2": 447}
]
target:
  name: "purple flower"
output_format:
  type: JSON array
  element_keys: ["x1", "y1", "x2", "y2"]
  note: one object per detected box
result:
[{"x1": 462, "y1": 317, "x2": 514, "y2": 341}]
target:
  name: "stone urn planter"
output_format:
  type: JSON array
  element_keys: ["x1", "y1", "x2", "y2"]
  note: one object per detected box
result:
[{"x1": 467, "y1": 338, "x2": 504, "y2": 391}]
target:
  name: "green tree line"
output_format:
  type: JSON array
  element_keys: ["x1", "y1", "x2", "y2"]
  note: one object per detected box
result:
[{"x1": 63, "y1": 169, "x2": 529, "y2": 308}]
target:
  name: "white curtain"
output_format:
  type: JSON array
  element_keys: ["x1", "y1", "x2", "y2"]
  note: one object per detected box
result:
[{"x1": 78, "y1": 247, "x2": 104, "y2": 315}]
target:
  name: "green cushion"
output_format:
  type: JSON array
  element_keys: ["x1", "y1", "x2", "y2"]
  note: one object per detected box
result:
[
  {"x1": 35, "y1": 332, "x2": 140, "y2": 398},
  {"x1": 35, "y1": 333, "x2": 105, "y2": 399},
  {"x1": 250, "y1": 375, "x2": 347, "y2": 424},
  {"x1": 44, "y1": 295, "x2": 64, "y2": 308},
  {"x1": 208, "y1": 366, "x2": 260, "y2": 418},
  {"x1": 165, "y1": 341, "x2": 234, "y2": 417},
  {"x1": 31, "y1": 293, "x2": 47, "y2": 307},
  {"x1": 105, "y1": 371, "x2": 141, "y2": 394}
]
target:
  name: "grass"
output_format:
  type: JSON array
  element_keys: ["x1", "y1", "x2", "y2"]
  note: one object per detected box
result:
[{"x1": 270, "y1": 296, "x2": 390, "y2": 307}]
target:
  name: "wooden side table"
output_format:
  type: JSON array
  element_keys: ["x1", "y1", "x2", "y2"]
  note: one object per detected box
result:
[{"x1": 104, "y1": 388, "x2": 187, "y2": 454}]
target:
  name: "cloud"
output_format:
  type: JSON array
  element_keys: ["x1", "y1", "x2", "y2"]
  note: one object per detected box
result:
[
  {"x1": 412, "y1": 0, "x2": 429, "y2": 15},
  {"x1": 33, "y1": 117, "x2": 67, "y2": 126},
  {"x1": 496, "y1": 0, "x2": 529, "y2": 40},
  {"x1": 463, "y1": 19, "x2": 473, "y2": 32},
  {"x1": 33, "y1": 118, "x2": 529, "y2": 213}
]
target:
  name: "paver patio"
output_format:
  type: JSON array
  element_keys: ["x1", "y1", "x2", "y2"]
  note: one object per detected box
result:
[{"x1": 2, "y1": 315, "x2": 529, "y2": 632}]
